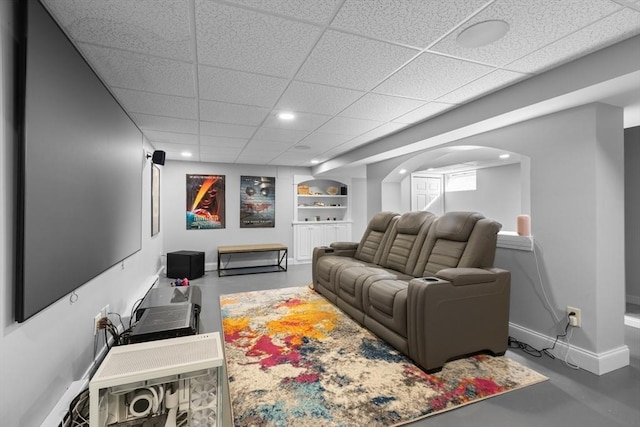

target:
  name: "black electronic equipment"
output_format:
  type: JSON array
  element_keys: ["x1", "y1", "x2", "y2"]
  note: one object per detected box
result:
[{"x1": 129, "y1": 287, "x2": 201, "y2": 344}]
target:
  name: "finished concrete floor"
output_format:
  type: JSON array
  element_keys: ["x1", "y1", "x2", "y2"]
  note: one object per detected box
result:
[{"x1": 160, "y1": 264, "x2": 640, "y2": 427}]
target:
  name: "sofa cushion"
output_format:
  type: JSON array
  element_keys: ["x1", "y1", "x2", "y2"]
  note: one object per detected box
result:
[
  {"x1": 365, "y1": 279, "x2": 408, "y2": 338},
  {"x1": 434, "y1": 211, "x2": 484, "y2": 241},
  {"x1": 379, "y1": 211, "x2": 434, "y2": 274},
  {"x1": 354, "y1": 211, "x2": 399, "y2": 263}
]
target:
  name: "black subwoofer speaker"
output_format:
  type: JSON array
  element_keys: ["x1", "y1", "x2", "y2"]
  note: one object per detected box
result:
[{"x1": 167, "y1": 250, "x2": 204, "y2": 279}]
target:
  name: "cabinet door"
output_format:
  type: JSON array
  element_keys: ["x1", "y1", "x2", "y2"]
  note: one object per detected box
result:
[
  {"x1": 294, "y1": 225, "x2": 324, "y2": 261},
  {"x1": 323, "y1": 223, "x2": 352, "y2": 245}
]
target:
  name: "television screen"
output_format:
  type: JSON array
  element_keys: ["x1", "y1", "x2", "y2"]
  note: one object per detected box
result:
[{"x1": 15, "y1": 0, "x2": 143, "y2": 322}]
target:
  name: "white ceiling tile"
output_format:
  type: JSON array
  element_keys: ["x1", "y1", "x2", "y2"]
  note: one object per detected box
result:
[
  {"x1": 352, "y1": 122, "x2": 408, "y2": 142},
  {"x1": 200, "y1": 122, "x2": 257, "y2": 138},
  {"x1": 296, "y1": 30, "x2": 419, "y2": 91},
  {"x1": 315, "y1": 116, "x2": 384, "y2": 136},
  {"x1": 392, "y1": 102, "x2": 457, "y2": 124},
  {"x1": 339, "y1": 93, "x2": 426, "y2": 121},
  {"x1": 275, "y1": 81, "x2": 365, "y2": 115},
  {"x1": 150, "y1": 142, "x2": 200, "y2": 160},
  {"x1": 198, "y1": 65, "x2": 289, "y2": 107},
  {"x1": 199, "y1": 153, "x2": 241, "y2": 163},
  {"x1": 267, "y1": 152, "x2": 312, "y2": 165},
  {"x1": 222, "y1": 0, "x2": 342, "y2": 25},
  {"x1": 331, "y1": 0, "x2": 487, "y2": 48},
  {"x1": 374, "y1": 52, "x2": 494, "y2": 100},
  {"x1": 112, "y1": 89, "x2": 197, "y2": 119},
  {"x1": 78, "y1": 43, "x2": 195, "y2": 96},
  {"x1": 253, "y1": 127, "x2": 310, "y2": 143},
  {"x1": 200, "y1": 145, "x2": 243, "y2": 156},
  {"x1": 298, "y1": 132, "x2": 354, "y2": 147},
  {"x1": 262, "y1": 111, "x2": 331, "y2": 131},
  {"x1": 133, "y1": 113, "x2": 198, "y2": 134},
  {"x1": 506, "y1": 8, "x2": 640, "y2": 73},
  {"x1": 430, "y1": 0, "x2": 623, "y2": 67},
  {"x1": 200, "y1": 136, "x2": 248, "y2": 148},
  {"x1": 199, "y1": 100, "x2": 270, "y2": 126},
  {"x1": 42, "y1": 0, "x2": 193, "y2": 61},
  {"x1": 195, "y1": 0, "x2": 321, "y2": 77},
  {"x1": 143, "y1": 130, "x2": 198, "y2": 145},
  {"x1": 436, "y1": 69, "x2": 528, "y2": 104},
  {"x1": 244, "y1": 139, "x2": 292, "y2": 151},
  {"x1": 235, "y1": 155, "x2": 279, "y2": 165}
]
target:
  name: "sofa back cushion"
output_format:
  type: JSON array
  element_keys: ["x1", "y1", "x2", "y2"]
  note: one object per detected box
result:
[
  {"x1": 354, "y1": 211, "x2": 399, "y2": 263},
  {"x1": 414, "y1": 212, "x2": 500, "y2": 276},
  {"x1": 379, "y1": 211, "x2": 435, "y2": 274}
]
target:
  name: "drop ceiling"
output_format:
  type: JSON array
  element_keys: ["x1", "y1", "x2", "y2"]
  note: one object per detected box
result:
[{"x1": 41, "y1": 0, "x2": 640, "y2": 166}]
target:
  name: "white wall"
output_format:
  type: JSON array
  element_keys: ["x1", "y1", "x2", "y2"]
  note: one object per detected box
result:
[
  {"x1": 625, "y1": 126, "x2": 640, "y2": 304},
  {"x1": 0, "y1": 4, "x2": 164, "y2": 424},
  {"x1": 161, "y1": 161, "x2": 310, "y2": 269},
  {"x1": 443, "y1": 163, "x2": 522, "y2": 232}
]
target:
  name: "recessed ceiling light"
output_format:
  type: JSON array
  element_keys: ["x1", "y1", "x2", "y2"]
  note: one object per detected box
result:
[
  {"x1": 181, "y1": 151, "x2": 192, "y2": 157},
  {"x1": 457, "y1": 20, "x2": 510, "y2": 48},
  {"x1": 399, "y1": 169, "x2": 407, "y2": 174},
  {"x1": 278, "y1": 112, "x2": 295, "y2": 120},
  {"x1": 294, "y1": 145, "x2": 310, "y2": 150},
  {"x1": 311, "y1": 159, "x2": 320, "y2": 164},
  {"x1": 499, "y1": 154, "x2": 510, "y2": 159}
]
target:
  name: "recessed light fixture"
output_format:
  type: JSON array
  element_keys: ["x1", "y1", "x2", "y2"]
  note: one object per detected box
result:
[
  {"x1": 457, "y1": 20, "x2": 510, "y2": 48},
  {"x1": 499, "y1": 154, "x2": 510, "y2": 159},
  {"x1": 311, "y1": 159, "x2": 320, "y2": 164},
  {"x1": 399, "y1": 169, "x2": 407, "y2": 174},
  {"x1": 181, "y1": 151, "x2": 192, "y2": 157},
  {"x1": 278, "y1": 112, "x2": 295, "y2": 120},
  {"x1": 294, "y1": 145, "x2": 310, "y2": 150}
]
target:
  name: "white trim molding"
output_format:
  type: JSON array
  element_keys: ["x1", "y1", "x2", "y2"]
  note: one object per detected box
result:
[{"x1": 509, "y1": 323, "x2": 630, "y2": 375}]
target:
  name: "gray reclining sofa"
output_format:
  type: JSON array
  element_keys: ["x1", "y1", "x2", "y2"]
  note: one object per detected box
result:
[{"x1": 312, "y1": 210, "x2": 510, "y2": 372}]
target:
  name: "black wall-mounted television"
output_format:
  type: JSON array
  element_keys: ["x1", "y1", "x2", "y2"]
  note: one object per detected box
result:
[{"x1": 15, "y1": 0, "x2": 143, "y2": 322}]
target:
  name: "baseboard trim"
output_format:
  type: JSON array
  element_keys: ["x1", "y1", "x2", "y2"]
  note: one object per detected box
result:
[{"x1": 509, "y1": 323, "x2": 630, "y2": 375}]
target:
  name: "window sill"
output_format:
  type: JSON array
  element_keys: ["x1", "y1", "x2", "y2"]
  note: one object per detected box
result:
[{"x1": 497, "y1": 231, "x2": 533, "y2": 251}]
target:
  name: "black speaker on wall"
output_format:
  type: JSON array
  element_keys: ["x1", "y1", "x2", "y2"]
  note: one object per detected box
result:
[{"x1": 151, "y1": 150, "x2": 166, "y2": 165}]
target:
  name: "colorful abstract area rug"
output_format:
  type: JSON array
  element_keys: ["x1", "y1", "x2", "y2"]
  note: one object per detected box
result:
[{"x1": 220, "y1": 286, "x2": 547, "y2": 427}]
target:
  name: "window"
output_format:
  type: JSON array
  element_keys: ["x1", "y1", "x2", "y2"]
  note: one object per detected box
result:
[{"x1": 445, "y1": 170, "x2": 476, "y2": 192}]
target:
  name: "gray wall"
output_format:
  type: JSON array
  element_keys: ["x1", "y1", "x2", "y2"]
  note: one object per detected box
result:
[
  {"x1": 626, "y1": 126, "x2": 640, "y2": 304},
  {"x1": 444, "y1": 163, "x2": 522, "y2": 232},
  {"x1": 0, "y1": 3, "x2": 164, "y2": 425}
]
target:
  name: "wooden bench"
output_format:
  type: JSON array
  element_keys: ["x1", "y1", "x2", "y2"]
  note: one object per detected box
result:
[{"x1": 217, "y1": 243, "x2": 288, "y2": 277}]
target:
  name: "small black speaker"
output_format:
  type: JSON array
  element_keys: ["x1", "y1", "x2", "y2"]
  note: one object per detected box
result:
[{"x1": 151, "y1": 150, "x2": 166, "y2": 165}]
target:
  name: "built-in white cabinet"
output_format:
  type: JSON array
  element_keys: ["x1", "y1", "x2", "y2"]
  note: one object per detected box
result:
[
  {"x1": 293, "y1": 222, "x2": 352, "y2": 262},
  {"x1": 292, "y1": 176, "x2": 352, "y2": 262}
]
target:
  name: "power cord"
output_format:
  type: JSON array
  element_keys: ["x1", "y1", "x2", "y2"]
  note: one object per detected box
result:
[{"x1": 509, "y1": 311, "x2": 580, "y2": 369}]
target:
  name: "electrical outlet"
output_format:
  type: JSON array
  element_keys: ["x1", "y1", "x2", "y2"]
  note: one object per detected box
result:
[
  {"x1": 94, "y1": 312, "x2": 102, "y2": 335},
  {"x1": 566, "y1": 306, "x2": 581, "y2": 328},
  {"x1": 103, "y1": 304, "x2": 110, "y2": 317}
]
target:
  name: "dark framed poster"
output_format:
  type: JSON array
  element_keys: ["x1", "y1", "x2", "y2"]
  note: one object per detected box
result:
[
  {"x1": 151, "y1": 164, "x2": 160, "y2": 236},
  {"x1": 240, "y1": 176, "x2": 275, "y2": 228},
  {"x1": 186, "y1": 174, "x2": 225, "y2": 229}
]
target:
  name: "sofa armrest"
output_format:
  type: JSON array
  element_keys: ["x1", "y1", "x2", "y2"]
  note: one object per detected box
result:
[
  {"x1": 330, "y1": 241, "x2": 359, "y2": 251},
  {"x1": 312, "y1": 244, "x2": 358, "y2": 287},
  {"x1": 406, "y1": 268, "x2": 510, "y2": 372},
  {"x1": 435, "y1": 267, "x2": 500, "y2": 286}
]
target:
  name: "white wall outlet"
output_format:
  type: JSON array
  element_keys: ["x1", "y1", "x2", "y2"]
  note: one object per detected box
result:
[
  {"x1": 94, "y1": 312, "x2": 102, "y2": 335},
  {"x1": 567, "y1": 306, "x2": 581, "y2": 328}
]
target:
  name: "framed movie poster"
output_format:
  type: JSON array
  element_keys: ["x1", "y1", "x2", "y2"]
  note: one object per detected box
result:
[
  {"x1": 186, "y1": 174, "x2": 225, "y2": 229},
  {"x1": 240, "y1": 176, "x2": 275, "y2": 228},
  {"x1": 151, "y1": 164, "x2": 160, "y2": 236}
]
